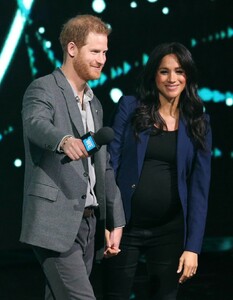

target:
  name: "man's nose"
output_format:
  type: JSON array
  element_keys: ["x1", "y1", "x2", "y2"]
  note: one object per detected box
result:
[{"x1": 96, "y1": 53, "x2": 106, "y2": 64}]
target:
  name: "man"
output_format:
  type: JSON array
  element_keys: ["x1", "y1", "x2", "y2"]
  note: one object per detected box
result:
[{"x1": 20, "y1": 14, "x2": 125, "y2": 300}]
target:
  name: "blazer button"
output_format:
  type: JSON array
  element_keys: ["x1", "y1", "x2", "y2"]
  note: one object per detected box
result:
[
  {"x1": 81, "y1": 195, "x2": 86, "y2": 199},
  {"x1": 83, "y1": 172, "x2": 88, "y2": 177},
  {"x1": 131, "y1": 184, "x2": 136, "y2": 189}
]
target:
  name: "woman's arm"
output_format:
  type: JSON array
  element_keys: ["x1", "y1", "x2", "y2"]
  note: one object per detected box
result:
[{"x1": 108, "y1": 95, "x2": 138, "y2": 174}]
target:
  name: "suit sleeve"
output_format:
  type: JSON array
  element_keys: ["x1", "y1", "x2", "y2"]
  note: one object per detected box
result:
[
  {"x1": 22, "y1": 78, "x2": 68, "y2": 151},
  {"x1": 105, "y1": 150, "x2": 126, "y2": 229}
]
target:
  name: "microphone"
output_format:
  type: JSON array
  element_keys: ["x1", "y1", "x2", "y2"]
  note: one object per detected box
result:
[{"x1": 81, "y1": 127, "x2": 114, "y2": 155}]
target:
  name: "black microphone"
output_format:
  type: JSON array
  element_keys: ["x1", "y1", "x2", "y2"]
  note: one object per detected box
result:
[{"x1": 81, "y1": 127, "x2": 114, "y2": 155}]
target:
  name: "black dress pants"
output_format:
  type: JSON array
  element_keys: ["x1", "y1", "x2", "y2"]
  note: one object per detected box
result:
[{"x1": 103, "y1": 214, "x2": 184, "y2": 300}]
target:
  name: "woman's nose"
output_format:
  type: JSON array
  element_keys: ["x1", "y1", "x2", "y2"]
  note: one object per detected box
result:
[{"x1": 168, "y1": 71, "x2": 176, "y2": 82}]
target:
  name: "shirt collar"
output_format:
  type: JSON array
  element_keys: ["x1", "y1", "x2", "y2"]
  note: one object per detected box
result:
[
  {"x1": 73, "y1": 83, "x2": 93, "y2": 104},
  {"x1": 60, "y1": 68, "x2": 94, "y2": 102},
  {"x1": 83, "y1": 83, "x2": 94, "y2": 102}
]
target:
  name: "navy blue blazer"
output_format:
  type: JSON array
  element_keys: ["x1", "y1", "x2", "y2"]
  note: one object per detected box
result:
[{"x1": 108, "y1": 95, "x2": 212, "y2": 254}]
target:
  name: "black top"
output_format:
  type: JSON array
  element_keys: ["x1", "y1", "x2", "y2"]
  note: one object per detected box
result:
[{"x1": 131, "y1": 128, "x2": 182, "y2": 227}]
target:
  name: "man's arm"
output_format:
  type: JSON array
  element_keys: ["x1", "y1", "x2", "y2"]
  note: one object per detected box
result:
[
  {"x1": 22, "y1": 79, "x2": 66, "y2": 150},
  {"x1": 104, "y1": 228, "x2": 123, "y2": 258}
]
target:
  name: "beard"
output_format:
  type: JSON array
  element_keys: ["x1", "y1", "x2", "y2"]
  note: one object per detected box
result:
[{"x1": 73, "y1": 56, "x2": 102, "y2": 81}]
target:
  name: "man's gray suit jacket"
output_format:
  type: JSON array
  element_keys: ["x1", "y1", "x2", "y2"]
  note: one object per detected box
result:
[{"x1": 20, "y1": 68, "x2": 125, "y2": 259}]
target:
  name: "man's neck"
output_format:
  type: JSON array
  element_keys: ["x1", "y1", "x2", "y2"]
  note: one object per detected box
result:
[{"x1": 60, "y1": 64, "x2": 86, "y2": 103}]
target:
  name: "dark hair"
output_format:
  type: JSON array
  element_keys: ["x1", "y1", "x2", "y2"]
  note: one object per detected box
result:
[{"x1": 132, "y1": 42, "x2": 208, "y2": 150}]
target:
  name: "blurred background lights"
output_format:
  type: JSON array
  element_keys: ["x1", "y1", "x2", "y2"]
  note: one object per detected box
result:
[
  {"x1": 106, "y1": 23, "x2": 112, "y2": 31},
  {"x1": 110, "y1": 88, "x2": 123, "y2": 103},
  {"x1": 45, "y1": 41, "x2": 51, "y2": 48},
  {"x1": 130, "y1": 1, "x2": 137, "y2": 8},
  {"x1": 191, "y1": 27, "x2": 233, "y2": 48},
  {"x1": 14, "y1": 158, "x2": 22, "y2": 168},
  {"x1": 38, "y1": 27, "x2": 45, "y2": 34},
  {"x1": 147, "y1": 0, "x2": 158, "y2": 2},
  {"x1": 20, "y1": 0, "x2": 33, "y2": 10},
  {"x1": 226, "y1": 97, "x2": 233, "y2": 106},
  {"x1": 212, "y1": 148, "x2": 222, "y2": 158},
  {"x1": 17, "y1": 0, "x2": 33, "y2": 13},
  {"x1": 162, "y1": 7, "x2": 169, "y2": 15},
  {"x1": 0, "y1": 0, "x2": 34, "y2": 84},
  {"x1": 92, "y1": 0, "x2": 106, "y2": 13}
]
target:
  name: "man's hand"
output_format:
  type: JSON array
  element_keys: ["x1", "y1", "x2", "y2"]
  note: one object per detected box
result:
[
  {"x1": 104, "y1": 228, "x2": 123, "y2": 258},
  {"x1": 62, "y1": 137, "x2": 89, "y2": 160},
  {"x1": 177, "y1": 251, "x2": 198, "y2": 284}
]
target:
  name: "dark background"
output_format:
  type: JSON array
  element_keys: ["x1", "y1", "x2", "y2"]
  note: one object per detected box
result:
[{"x1": 0, "y1": 0, "x2": 232, "y2": 254}]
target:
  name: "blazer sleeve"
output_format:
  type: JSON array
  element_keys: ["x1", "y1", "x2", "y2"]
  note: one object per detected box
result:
[
  {"x1": 108, "y1": 95, "x2": 138, "y2": 175},
  {"x1": 22, "y1": 77, "x2": 68, "y2": 151},
  {"x1": 185, "y1": 115, "x2": 212, "y2": 253}
]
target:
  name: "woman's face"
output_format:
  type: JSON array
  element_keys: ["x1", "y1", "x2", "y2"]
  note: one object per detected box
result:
[{"x1": 155, "y1": 54, "x2": 187, "y2": 102}]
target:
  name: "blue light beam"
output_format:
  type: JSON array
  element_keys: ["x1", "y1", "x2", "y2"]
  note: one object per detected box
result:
[{"x1": 0, "y1": 0, "x2": 35, "y2": 85}]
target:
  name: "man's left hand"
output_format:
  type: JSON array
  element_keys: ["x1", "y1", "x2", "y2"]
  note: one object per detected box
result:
[{"x1": 104, "y1": 228, "x2": 123, "y2": 258}]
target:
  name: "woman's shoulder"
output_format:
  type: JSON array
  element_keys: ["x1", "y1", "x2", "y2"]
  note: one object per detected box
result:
[
  {"x1": 203, "y1": 112, "x2": 210, "y2": 122},
  {"x1": 118, "y1": 95, "x2": 139, "y2": 107},
  {"x1": 113, "y1": 95, "x2": 139, "y2": 120}
]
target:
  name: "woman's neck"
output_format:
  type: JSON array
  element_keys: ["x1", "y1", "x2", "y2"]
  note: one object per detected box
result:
[{"x1": 158, "y1": 101, "x2": 179, "y2": 131}]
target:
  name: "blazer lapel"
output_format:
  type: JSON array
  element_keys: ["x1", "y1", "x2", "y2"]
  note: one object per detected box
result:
[
  {"x1": 52, "y1": 69, "x2": 85, "y2": 137},
  {"x1": 137, "y1": 128, "x2": 151, "y2": 178},
  {"x1": 90, "y1": 97, "x2": 101, "y2": 132},
  {"x1": 177, "y1": 117, "x2": 190, "y2": 175}
]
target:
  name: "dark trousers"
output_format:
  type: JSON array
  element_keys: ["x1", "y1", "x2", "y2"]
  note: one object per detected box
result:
[
  {"x1": 103, "y1": 215, "x2": 184, "y2": 300},
  {"x1": 33, "y1": 214, "x2": 96, "y2": 300}
]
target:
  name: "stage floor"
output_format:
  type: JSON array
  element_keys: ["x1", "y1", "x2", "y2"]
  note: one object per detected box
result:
[{"x1": 0, "y1": 246, "x2": 232, "y2": 300}]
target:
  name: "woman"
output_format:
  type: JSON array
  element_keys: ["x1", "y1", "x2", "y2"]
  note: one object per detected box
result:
[{"x1": 103, "y1": 42, "x2": 212, "y2": 299}]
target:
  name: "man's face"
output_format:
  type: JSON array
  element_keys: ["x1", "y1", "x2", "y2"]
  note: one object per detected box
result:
[{"x1": 73, "y1": 32, "x2": 108, "y2": 81}]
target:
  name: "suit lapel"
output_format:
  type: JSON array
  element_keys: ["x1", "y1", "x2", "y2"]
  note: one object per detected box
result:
[
  {"x1": 52, "y1": 69, "x2": 85, "y2": 137},
  {"x1": 90, "y1": 98, "x2": 101, "y2": 132},
  {"x1": 137, "y1": 128, "x2": 151, "y2": 178},
  {"x1": 177, "y1": 117, "x2": 190, "y2": 175}
]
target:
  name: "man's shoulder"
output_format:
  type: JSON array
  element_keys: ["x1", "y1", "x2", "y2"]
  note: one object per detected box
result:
[
  {"x1": 28, "y1": 72, "x2": 56, "y2": 88},
  {"x1": 30, "y1": 68, "x2": 63, "y2": 86},
  {"x1": 23, "y1": 70, "x2": 63, "y2": 101}
]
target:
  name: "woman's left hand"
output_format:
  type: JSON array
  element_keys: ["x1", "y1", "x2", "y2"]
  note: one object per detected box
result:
[
  {"x1": 104, "y1": 228, "x2": 123, "y2": 258},
  {"x1": 177, "y1": 251, "x2": 198, "y2": 283}
]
